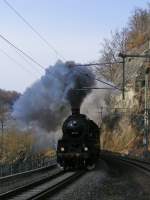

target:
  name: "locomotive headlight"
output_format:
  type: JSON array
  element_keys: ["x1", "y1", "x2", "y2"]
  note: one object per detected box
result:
[
  {"x1": 60, "y1": 147, "x2": 65, "y2": 152},
  {"x1": 84, "y1": 147, "x2": 88, "y2": 151}
]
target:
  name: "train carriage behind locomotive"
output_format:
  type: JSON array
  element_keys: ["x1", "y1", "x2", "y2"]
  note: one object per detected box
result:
[{"x1": 57, "y1": 108, "x2": 100, "y2": 169}]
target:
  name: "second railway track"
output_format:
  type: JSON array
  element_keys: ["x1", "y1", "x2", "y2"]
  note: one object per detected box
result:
[
  {"x1": 101, "y1": 152, "x2": 150, "y2": 176},
  {"x1": 0, "y1": 170, "x2": 85, "y2": 200}
]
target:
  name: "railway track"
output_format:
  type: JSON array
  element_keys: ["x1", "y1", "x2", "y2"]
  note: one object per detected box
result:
[
  {"x1": 0, "y1": 163, "x2": 58, "y2": 194},
  {"x1": 114, "y1": 156, "x2": 150, "y2": 175},
  {"x1": 101, "y1": 153, "x2": 150, "y2": 176},
  {"x1": 0, "y1": 170, "x2": 85, "y2": 200}
]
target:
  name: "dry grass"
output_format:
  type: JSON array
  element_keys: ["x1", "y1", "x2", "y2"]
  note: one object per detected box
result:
[
  {"x1": 0, "y1": 129, "x2": 33, "y2": 164},
  {"x1": 101, "y1": 115, "x2": 141, "y2": 154}
]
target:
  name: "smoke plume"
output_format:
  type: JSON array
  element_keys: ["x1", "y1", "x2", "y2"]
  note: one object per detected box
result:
[
  {"x1": 81, "y1": 77, "x2": 120, "y2": 125},
  {"x1": 12, "y1": 60, "x2": 95, "y2": 131}
]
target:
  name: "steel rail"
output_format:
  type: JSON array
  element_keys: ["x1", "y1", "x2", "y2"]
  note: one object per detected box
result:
[
  {"x1": 114, "y1": 157, "x2": 150, "y2": 172},
  {"x1": 29, "y1": 171, "x2": 85, "y2": 200},
  {"x1": 0, "y1": 167, "x2": 63, "y2": 200},
  {"x1": 0, "y1": 170, "x2": 85, "y2": 200},
  {"x1": 113, "y1": 157, "x2": 150, "y2": 177},
  {"x1": 101, "y1": 153, "x2": 150, "y2": 176},
  {"x1": 0, "y1": 162, "x2": 57, "y2": 182},
  {"x1": 116, "y1": 155, "x2": 150, "y2": 166}
]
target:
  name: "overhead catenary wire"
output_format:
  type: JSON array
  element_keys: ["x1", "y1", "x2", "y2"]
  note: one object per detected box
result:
[
  {"x1": 75, "y1": 63, "x2": 122, "y2": 91},
  {"x1": 1, "y1": 37, "x2": 42, "y2": 74},
  {"x1": 0, "y1": 35, "x2": 122, "y2": 84},
  {"x1": 0, "y1": 33, "x2": 45, "y2": 70},
  {"x1": 0, "y1": 48, "x2": 39, "y2": 77},
  {"x1": 3, "y1": 0, "x2": 66, "y2": 61},
  {"x1": 76, "y1": 61, "x2": 123, "y2": 76},
  {"x1": 75, "y1": 87, "x2": 119, "y2": 90},
  {"x1": 77, "y1": 61, "x2": 123, "y2": 67},
  {"x1": 95, "y1": 78, "x2": 122, "y2": 91},
  {"x1": 12, "y1": 49, "x2": 42, "y2": 75}
]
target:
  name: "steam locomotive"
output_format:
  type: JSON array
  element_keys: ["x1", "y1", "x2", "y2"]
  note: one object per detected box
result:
[{"x1": 57, "y1": 108, "x2": 100, "y2": 170}]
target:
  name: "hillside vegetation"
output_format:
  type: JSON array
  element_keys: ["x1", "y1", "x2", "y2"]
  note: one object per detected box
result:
[{"x1": 99, "y1": 4, "x2": 150, "y2": 156}]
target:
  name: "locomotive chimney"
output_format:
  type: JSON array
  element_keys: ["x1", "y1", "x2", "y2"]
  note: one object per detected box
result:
[
  {"x1": 66, "y1": 61, "x2": 76, "y2": 68},
  {"x1": 71, "y1": 107, "x2": 80, "y2": 115}
]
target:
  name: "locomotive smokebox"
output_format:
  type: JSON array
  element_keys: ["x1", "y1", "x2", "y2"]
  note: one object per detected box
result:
[{"x1": 71, "y1": 107, "x2": 80, "y2": 115}]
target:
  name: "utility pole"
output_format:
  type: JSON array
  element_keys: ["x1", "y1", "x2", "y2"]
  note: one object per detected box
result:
[
  {"x1": 143, "y1": 43, "x2": 150, "y2": 156},
  {"x1": 100, "y1": 106, "x2": 103, "y2": 123},
  {"x1": 96, "y1": 104, "x2": 103, "y2": 128},
  {"x1": 0, "y1": 102, "x2": 7, "y2": 158},
  {"x1": 144, "y1": 68, "x2": 149, "y2": 155},
  {"x1": 0, "y1": 116, "x2": 4, "y2": 158}
]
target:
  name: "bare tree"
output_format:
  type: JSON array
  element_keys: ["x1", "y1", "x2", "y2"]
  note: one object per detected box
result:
[
  {"x1": 128, "y1": 6, "x2": 150, "y2": 48},
  {"x1": 98, "y1": 3, "x2": 150, "y2": 82},
  {"x1": 0, "y1": 102, "x2": 8, "y2": 133},
  {"x1": 98, "y1": 29, "x2": 128, "y2": 82},
  {"x1": 0, "y1": 101, "x2": 9, "y2": 157}
]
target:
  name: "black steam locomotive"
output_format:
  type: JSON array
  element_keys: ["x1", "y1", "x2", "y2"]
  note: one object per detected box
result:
[{"x1": 57, "y1": 109, "x2": 100, "y2": 170}]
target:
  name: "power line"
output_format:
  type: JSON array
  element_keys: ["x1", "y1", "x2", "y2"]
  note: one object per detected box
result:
[
  {"x1": 1, "y1": 37, "x2": 42, "y2": 74},
  {"x1": 75, "y1": 87, "x2": 119, "y2": 90},
  {"x1": 3, "y1": 0, "x2": 66, "y2": 61},
  {"x1": 74, "y1": 79, "x2": 122, "y2": 91},
  {"x1": 0, "y1": 48, "x2": 39, "y2": 77},
  {"x1": 76, "y1": 66, "x2": 122, "y2": 91},
  {"x1": 95, "y1": 78, "x2": 122, "y2": 91},
  {"x1": 12, "y1": 49, "x2": 42, "y2": 75},
  {"x1": 119, "y1": 53, "x2": 150, "y2": 58},
  {"x1": 70, "y1": 63, "x2": 122, "y2": 91},
  {"x1": 77, "y1": 61, "x2": 123, "y2": 67},
  {"x1": 0, "y1": 33, "x2": 45, "y2": 70}
]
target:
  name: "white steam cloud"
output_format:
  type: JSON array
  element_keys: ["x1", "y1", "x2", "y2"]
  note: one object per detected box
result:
[{"x1": 81, "y1": 78, "x2": 120, "y2": 124}]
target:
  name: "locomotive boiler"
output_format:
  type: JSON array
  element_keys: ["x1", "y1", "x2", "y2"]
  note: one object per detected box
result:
[{"x1": 57, "y1": 108, "x2": 100, "y2": 170}]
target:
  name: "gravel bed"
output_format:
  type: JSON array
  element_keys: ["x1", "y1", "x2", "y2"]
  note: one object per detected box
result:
[
  {"x1": 100, "y1": 167, "x2": 150, "y2": 200},
  {"x1": 48, "y1": 159, "x2": 108, "y2": 200},
  {"x1": 47, "y1": 159, "x2": 150, "y2": 200}
]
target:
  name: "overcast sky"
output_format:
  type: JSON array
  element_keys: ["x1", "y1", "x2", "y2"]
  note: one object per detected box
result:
[{"x1": 0, "y1": 0, "x2": 148, "y2": 92}]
